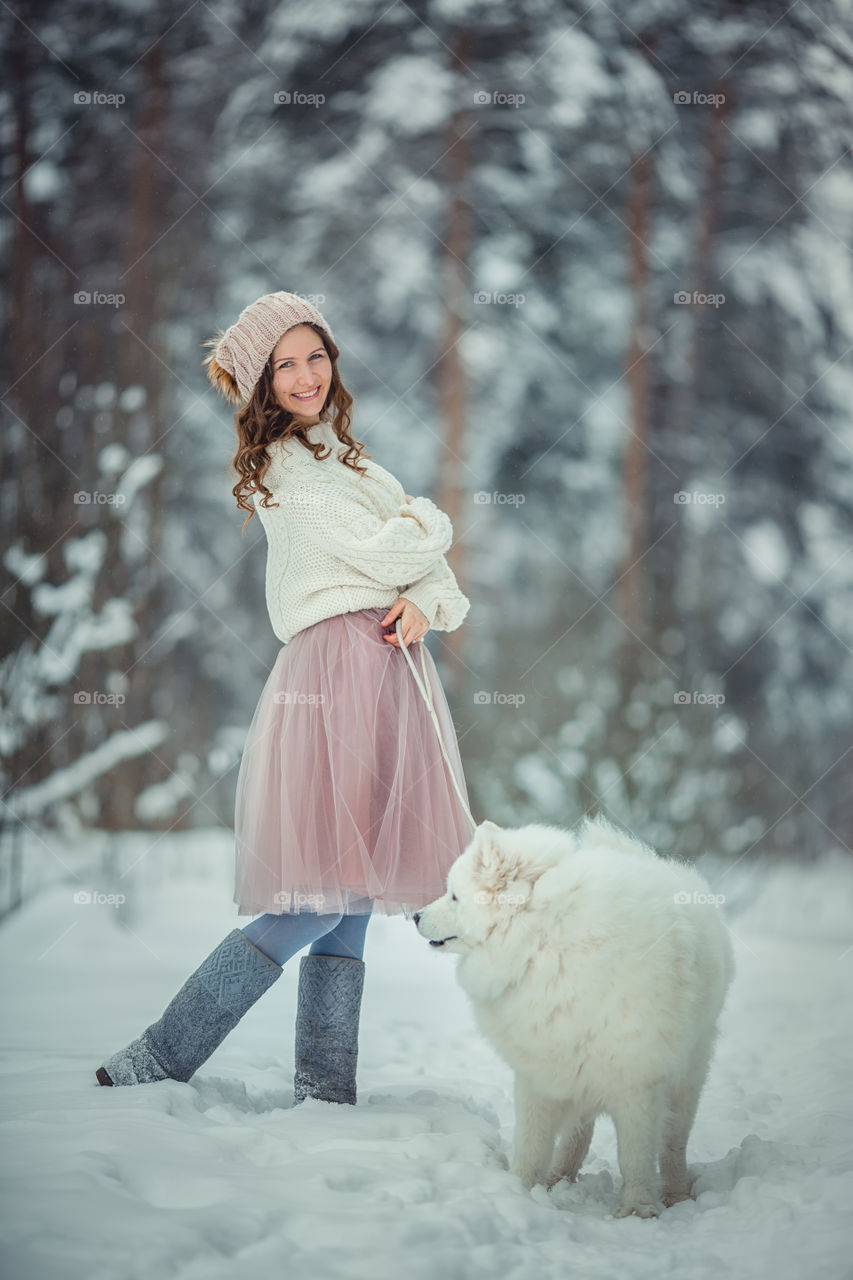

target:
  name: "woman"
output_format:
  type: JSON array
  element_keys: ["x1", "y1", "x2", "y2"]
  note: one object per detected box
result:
[{"x1": 96, "y1": 290, "x2": 474, "y2": 1105}]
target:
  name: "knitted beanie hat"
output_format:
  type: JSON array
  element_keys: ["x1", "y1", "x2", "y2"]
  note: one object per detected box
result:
[{"x1": 202, "y1": 291, "x2": 336, "y2": 406}]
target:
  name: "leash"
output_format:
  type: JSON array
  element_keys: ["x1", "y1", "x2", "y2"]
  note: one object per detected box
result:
[{"x1": 394, "y1": 617, "x2": 476, "y2": 829}]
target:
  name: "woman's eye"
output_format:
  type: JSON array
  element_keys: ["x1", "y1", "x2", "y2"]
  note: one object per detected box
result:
[
  {"x1": 278, "y1": 353, "x2": 325, "y2": 369},
  {"x1": 451, "y1": 893, "x2": 458, "y2": 902}
]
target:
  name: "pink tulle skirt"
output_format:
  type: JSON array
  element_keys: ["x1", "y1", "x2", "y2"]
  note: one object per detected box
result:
[{"x1": 233, "y1": 607, "x2": 476, "y2": 919}]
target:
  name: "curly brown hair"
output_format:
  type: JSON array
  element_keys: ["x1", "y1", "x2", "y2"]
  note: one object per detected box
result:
[{"x1": 222, "y1": 324, "x2": 370, "y2": 533}]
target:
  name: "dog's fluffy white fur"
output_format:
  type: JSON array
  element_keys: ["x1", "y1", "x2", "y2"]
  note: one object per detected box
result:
[{"x1": 415, "y1": 815, "x2": 735, "y2": 1218}]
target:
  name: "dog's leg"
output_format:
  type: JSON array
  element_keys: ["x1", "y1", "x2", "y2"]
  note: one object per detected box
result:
[
  {"x1": 660, "y1": 1042, "x2": 712, "y2": 1207},
  {"x1": 546, "y1": 1113, "x2": 594, "y2": 1188},
  {"x1": 610, "y1": 1085, "x2": 666, "y2": 1218},
  {"x1": 510, "y1": 1075, "x2": 562, "y2": 1191}
]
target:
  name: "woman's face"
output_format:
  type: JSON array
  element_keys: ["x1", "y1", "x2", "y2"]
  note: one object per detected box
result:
[{"x1": 270, "y1": 325, "x2": 332, "y2": 423}]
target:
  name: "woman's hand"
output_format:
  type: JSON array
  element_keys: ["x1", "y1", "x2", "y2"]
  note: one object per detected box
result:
[
  {"x1": 381, "y1": 597, "x2": 429, "y2": 646},
  {"x1": 382, "y1": 496, "x2": 425, "y2": 643}
]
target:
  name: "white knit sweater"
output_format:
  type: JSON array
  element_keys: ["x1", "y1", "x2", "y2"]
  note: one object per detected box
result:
[{"x1": 251, "y1": 419, "x2": 471, "y2": 644}]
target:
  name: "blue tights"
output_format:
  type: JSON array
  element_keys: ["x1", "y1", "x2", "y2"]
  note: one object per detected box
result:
[{"x1": 241, "y1": 907, "x2": 372, "y2": 968}]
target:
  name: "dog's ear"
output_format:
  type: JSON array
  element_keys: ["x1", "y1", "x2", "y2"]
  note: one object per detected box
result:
[
  {"x1": 472, "y1": 823, "x2": 506, "y2": 886},
  {"x1": 472, "y1": 824, "x2": 530, "y2": 896},
  {"x1": 472, "y1": 822, "x2": 554, "y2": 897}
]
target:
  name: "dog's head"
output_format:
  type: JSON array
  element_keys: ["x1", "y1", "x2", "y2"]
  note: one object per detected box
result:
[{"x1": 414, "y1": 819, "x2": 560, "y2": 954}]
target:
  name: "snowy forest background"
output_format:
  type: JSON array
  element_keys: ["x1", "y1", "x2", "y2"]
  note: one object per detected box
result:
[{"x1": 2, "y1": 0, "x2": 853, "y2": 919}]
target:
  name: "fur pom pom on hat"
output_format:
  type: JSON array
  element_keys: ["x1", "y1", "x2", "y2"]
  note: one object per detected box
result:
[{"x1": 201, "y1": 291, "x2": 335, "y2": 406}]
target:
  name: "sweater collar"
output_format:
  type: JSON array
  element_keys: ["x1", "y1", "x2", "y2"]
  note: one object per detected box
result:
[{"x1": 304, "y1": 419, "x2": 339, "y2": 447}]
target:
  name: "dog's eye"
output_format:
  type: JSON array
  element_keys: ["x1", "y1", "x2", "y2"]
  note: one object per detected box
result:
[{"x1": 451, "y1": 892, "x2": 458, "y2": 902}]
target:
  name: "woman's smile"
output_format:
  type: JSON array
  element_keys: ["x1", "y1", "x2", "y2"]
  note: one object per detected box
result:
[{"x1": 269, "y1": 324, "x2": 333, "y2": 419}]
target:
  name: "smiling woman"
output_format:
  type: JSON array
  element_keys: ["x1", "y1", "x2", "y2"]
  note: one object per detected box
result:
[
  {"x1": 271, "y1": 327, "x2": 333, "y2": 420},
  {"x1": 95, "y1": 289, "x2": 474, "y2": 1109}
]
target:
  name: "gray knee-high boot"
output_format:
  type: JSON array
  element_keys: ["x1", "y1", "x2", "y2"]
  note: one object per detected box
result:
[
  {"x1": 293, "y1": 954, "x2": 365, "y2": 1106},
  {"x1": 96, "y1": 928, "x2": 282, "y2": 1086}
]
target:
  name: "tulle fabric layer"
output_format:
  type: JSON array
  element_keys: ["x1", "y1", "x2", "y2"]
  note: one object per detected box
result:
[{"x1": 233, "y1": 607, "x2": 475, "y2": 918}]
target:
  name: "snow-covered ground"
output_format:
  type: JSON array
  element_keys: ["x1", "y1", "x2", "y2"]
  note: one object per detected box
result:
[{"x1": 1, "y1": 831, "x2": 852, "y2": 1280}]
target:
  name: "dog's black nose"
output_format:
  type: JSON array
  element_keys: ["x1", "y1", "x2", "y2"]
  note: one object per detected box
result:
[{"x1": 412, "y1": 911, "x2": 421, "y2": 926}]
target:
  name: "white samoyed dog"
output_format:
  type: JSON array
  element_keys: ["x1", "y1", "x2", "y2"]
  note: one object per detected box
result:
[{"x1": 414, "y1": 815, "x2": 734, "y2": 1218}]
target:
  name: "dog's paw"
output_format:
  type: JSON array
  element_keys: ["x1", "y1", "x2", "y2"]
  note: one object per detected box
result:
[
  {"x1": 661, "y1": 1189, "x2": 692, "y2": 1208},
  {"x1": 509, "y1": 1164, "x2": 539, "y2": 1192},
  {"x1": 613, "y1": 1199, "x2": 661, "y2": 1219}
]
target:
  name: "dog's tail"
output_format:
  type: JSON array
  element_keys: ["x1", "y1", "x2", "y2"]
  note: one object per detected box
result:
[{"x1": 577, "y1": 813, "x2": 658, "y2": 859}]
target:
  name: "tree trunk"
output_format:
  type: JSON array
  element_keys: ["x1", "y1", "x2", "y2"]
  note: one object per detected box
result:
[
  {"x1": 434, "y1": 31, "x2": 473, "y2": 700},
  {"x1": 98, "y1": 42, "x2": 173, "y2": 830},
  {"x1": 619, "y1": 146, "x2": 653, "y2": 666}
]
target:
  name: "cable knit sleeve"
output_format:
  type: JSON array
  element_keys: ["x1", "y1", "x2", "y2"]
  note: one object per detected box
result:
[
  {"x1": 399, "y1": 556, "x2": 471, "y2": 633},
  {"x1": 284, "y1": 479, "x2": 453, "y2": 586}
]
